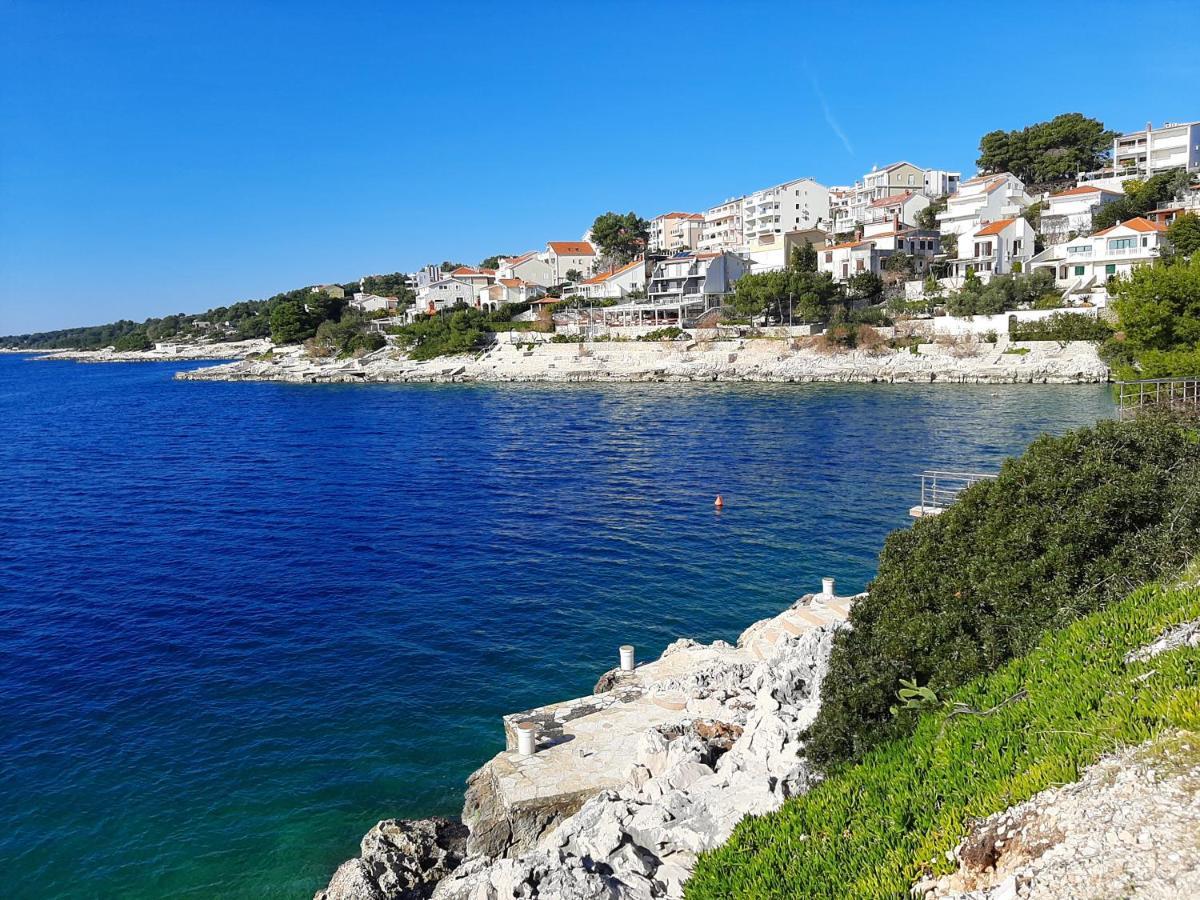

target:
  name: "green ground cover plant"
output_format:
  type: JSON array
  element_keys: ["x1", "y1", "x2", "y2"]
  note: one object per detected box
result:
[{"x1": 687, "y1": 576, "x2": 1200, "y2": 899}]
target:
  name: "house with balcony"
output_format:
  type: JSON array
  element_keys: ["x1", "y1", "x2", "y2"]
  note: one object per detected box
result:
[
  {"x1": 497, "y1": 251, "x2": 555, "y2": 287},
  {"x1": 349, "y1": 292, "x2": 402, "y2": 314},
  {"x1": 616, "y1": 250, "x2": 752, "y2": 324},
  {"x1": 1113, "y1": 121, "x2": 1200, "y2": 177},
  {"x1": 742, "y1": 177, "x2": 830, "y2": 267},
  {"x1": 828, "y1": 185, "x2": 856, "y2": 235},
  {"x1": 698, "y1": 197, "x2": 746, "y2": 252},
  {"x1": 542, "y1": 241, "x2": 597, "y2": 282},
  {"x1": 476, "y1": 278, "x2": 546, "y2": 313},
  {"x1": 818, "y1": 223, "x2": 941, "y2": 282},
  {"x1": 409, "y1": 277, "x2": 477, "y2": 320},
  {"x1": 648, "y1": 213, "x2": 704, "y2": 252},
  {"x1": 1040, "y1": 185, "x2": 1124, "y2": 244},
  {"x1": 936, "y1": 173, "x2": 1032, "y2": 243},
  {"x1": 566, "y1": 258, "x2": 648, "y2": 301},
  {"x1": 947, "y1": 217, "x2": 1035, "y2": 280},
  {"x1": 447, "y1": 266, "x2": 497, "y2": 292},
  {"x1": 864, "y1": 191, "x2": 930, "y2": 227},
  {"x1": 1028, "y1": 217, "x2": 1166, "y2": 304}
]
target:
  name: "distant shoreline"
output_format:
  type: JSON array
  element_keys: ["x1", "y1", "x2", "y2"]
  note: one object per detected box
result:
[{"x1": 174, "y1": 337, "x2": 1110, "y2": 386}]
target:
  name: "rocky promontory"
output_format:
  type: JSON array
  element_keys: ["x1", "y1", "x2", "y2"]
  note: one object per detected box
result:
[
  {"x1": 317, "y1": 588, "x2": 856, "y2": 899},
  {"x1": 30, "y1": 338, "x2": 272, "y2": 363},
  {"x1": 179, "y1": 337, "x2": 1109, "y2": 386}
]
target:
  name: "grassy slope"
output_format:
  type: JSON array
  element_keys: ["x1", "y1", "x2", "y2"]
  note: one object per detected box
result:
[{"x1": 686, "y1": 576, "x2": 1200, "y2": 899}]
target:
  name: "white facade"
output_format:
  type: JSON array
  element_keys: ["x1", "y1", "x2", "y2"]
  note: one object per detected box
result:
[
  {"x1": 949, "y1": 217, "x2": 1036, "y2": 279},
  {"x1": 864, "y1": 191, "x2": 930, "y2": 227},
  {"x1": 1029, "y1": 217, "x2": 1166, "y2": 303},
  {"x1": 497, "y1": 252, "x2": 555, "y2": 287},
  {"x1": 648, "y1": 213, "x2": 704, "y2": 252},
  {"x1": 698, "y1": 197, "x2": 745, "y2": 252},
  {"x1": 742, "y1": 177, "x2": 830, "y2": 250},
  {"x1": 818, "y1": 227, "x2": 941, "y2": 282},
  {"x1": 349, "y1": 292, "x2": 401, "y2": 314},
  {"x1": 1112, "y1": 121, "x2": 1200, "y2": 177},
  {"x1": 923, "y1": 169, "x2": 961, "y2": 197},
  {"x1": 411, "y1": 277, "x2": 477, "y2": 319},
  {"x1": 644, "y1": 251, "x2": 752, "y2": 317},
  {"x1": 447, "y1": 266, "x2": 496, "y2": 291},
  {"x1": 476, "y1": 279, "x2": 546, "y2": 312},
  {"x1": 1040, "y1": 186, "x2": 1124, "y2": 244},
  {"x1": 570, "y1": 258, "x2": 647, "y2": 300},
  {"x1": 542, "y1": 241, "x2": 597, "y2": 282},
  {"x1": 937, "y1": 173, "x2": 1033, "y2": 242}
]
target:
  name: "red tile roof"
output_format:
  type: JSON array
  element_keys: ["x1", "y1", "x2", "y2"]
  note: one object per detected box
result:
[
  {"x1": 657, "y1": 212, "x2": 703, "y2": 220},
  {"x1": 868, "y1": 191, "x2": 915, "y2": 209},
  {"x1": 582, "y1": 258, "x2": 642, "y2": 284},
  {"x1": 547, "y1": 241, "x2": 595, "y2": 256},
  {"x1": 1051, "y1": 185, "x2": 1106, "y2": 198},
  {"x1": 975, "y1": 218, "x2": 1019, "y2": 236}
]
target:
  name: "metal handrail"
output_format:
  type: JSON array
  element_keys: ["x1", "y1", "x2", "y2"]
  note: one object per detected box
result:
[
  {"x1": 915, "y1": 469, "x2": 997, "y2": 515},
  {"x1": 1116, "y1": 376, "x2": 1200, "y2": 420}
]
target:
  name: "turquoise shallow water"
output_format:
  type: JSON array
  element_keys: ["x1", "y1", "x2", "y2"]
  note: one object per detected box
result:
[{"x1": 0, "y1": 355, "x2": 1115, "y2": 897}]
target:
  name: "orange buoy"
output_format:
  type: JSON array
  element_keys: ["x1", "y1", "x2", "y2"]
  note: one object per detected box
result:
[{"x1": 714, "y1": 494, "x2": 724, "y2": 508}]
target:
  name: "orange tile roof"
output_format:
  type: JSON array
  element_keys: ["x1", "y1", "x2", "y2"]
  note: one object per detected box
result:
[
  {"x1": 1051, "y1": 185, "x2": 1106, "y2": 198},
  {"x1": 450, "y1": 266, "x2": 482, "y2": 276},
  {"x1": 825, "y1": 240, "x2": 866, "y2": 250},
  {"x1": 1092, "y1": 217, "x2": 1165, "y2": 237},
  {"x1": 975, "y1": 218, "x2": 1019, "y2": 236},
  {"x1": 582, "y1": 258, "x2": 642, "y2": 284},
  {"x1": 547, "y1": 241, "x2": 595, "y2": 256},
  {"x1": 503, "y1": 251, "x2": 538, "y2": 265},
  {"x1": 658, "y1": 211, "x2": 704, "y2": 219},
  {"x1": 498, "y1": 278, "x2": 523, "y2": 288}
]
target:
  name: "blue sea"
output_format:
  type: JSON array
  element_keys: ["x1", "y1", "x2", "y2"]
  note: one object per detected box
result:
[{"x1": 0, "y1": 354, "x2": 1115, "y2": 898}]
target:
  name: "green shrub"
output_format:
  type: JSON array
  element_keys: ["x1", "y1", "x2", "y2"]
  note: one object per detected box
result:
[
  {"x1": 390, "y1": 306, "x2": 491, "y2": 360},
  {"x1": 802, "y1": 416, "x2": 1200, "y2": 767},
  {"x1": 687, "y1": 577, "x2": 1200, "y2": 899},
  {"x1": 112, "y1": 331, "x2": 152, "y2": 352},
  {"x1": 638, "y1": 326, "x2": 687, "y2": 341},
  {"x1": 1008, "y1": 311, "x2": 1114, "y2": 342}
]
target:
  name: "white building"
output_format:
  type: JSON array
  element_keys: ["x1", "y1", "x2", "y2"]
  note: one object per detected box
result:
[
  {"x1": 496, "y1": 252, "x2": 555, "y2": 287},
  {"x1": 742, "y1": 178, "x2": 830, "y2": 253},
  {"x1": 834, "y1": 163, "x2": 959, "y2": 234},
  {"x1": 648, "y1": 213, "x2": 704, "y2": 252},
  {"x1": 864, "y1": 191, "x2": 930, "y2": 227},
  {"x1": 410, "y1": 277, "x2": 477, "y2": 320},
  {"x1": 446, "y1": 266, "x2": 496, "y2": 292},
  {"x1": 639, "y1": 250, "x2": 752, "y2": 322},
  {"x1": 948, "y1": 217, "x2": 1035, "y2": 279},
  {"x1": 476, "y1": 278, "x2": 545, "y2": 312},
  {"x1": 923, "y1": 169, "x2": 962, "y2": 197},
  {"x1": 1039, "y1": 185, "x2": 1124, "y2": 244},
  {"x1": 1028, "y1": 217, "x2": 1167, "y2": 304},
  {"x1": 698, "y1": 197, "x2": 746, "y2": 253},
  {"x1": 542, "y1": 241, "x2": 597, "y2": 282},
  {"x1": 819, "y1": 224, "x2": 941, "y2": 282},
  {"x1": 349, "y1": 292, "x2": 402, "y2": 314},
  {"x1": 937, "y1": 173, "x2": 1032, "y2": 243},
  {"x1": 1112, "y1": 121, "x2": 1200, "y2": 177},
  {"x1": 569, "y1": 258, "x2": 647, "y2": 300}
]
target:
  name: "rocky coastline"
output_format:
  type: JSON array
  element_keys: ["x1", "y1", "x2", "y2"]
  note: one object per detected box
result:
[
  {"x1": 174, "y1": 337, "x2": 1109, "y2": 386},
  {"x1": 24, "y1": 338, "x2": 272, "y2": 363},
  {"x1": 317, "y1": 588, "x2": 855, "y2": 900}
]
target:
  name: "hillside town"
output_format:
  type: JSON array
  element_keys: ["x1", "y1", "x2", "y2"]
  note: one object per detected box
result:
[{"x1": 339, "y1": 117, "x2": 1200, "y2": 338}]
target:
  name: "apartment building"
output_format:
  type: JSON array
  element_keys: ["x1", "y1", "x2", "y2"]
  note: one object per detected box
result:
[
  {"x1": 818, "y1": 222, "x2": 941, "y2": 282},
  {"x1": 1112, "y1": 121, "x2": 1200, "y2": 176},
  {"x1": 698, "y1": 197, "x2": 745, "y2": 252},
  {"x1": 836, "y1": 162, "x2": 960, "y2": 233},
  {"x1": 569, "y1": 258, "x2": 647, "y2": 300},
  {"x1": 936, "y1": 173, "x2": 1032, "y2": 242},
  {"x1": 648, "y1": 213, "x2": 704, "y2": 252},
  {"x1": 644, "y1": 251, "x2": 752, "y2": 320},
  {"x1": 741, "y1": 177, "x2": 830, "y2": 267}
]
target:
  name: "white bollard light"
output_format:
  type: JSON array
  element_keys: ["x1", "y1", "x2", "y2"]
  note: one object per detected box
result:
[
  {"x1": 517, "y1": 722, "x2": 538, "y2": 756},
  {"x1": 620, "y1": 644, "x2": 636, "y2": 672},
  {"x1": 822, "y1": 577, "x2": 836, "y2": 598}
]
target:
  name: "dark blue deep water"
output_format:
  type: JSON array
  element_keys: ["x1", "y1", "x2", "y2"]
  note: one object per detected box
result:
[{"x1": 0, "y1": 354, "x2": 1115, "y2": 897}]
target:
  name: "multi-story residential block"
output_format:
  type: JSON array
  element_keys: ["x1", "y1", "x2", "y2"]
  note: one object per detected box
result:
[
  {"x1": 1113, "y1": 121, "x2": 1200, "y2": 176},
  {"x1": 643, "y1": 251, "x2": 752, "y2": 321},
  {"x1": 496, "y1": 252, "x2": 555, "y2": 287},
  {"x1": 827, "y1": 185, "x2": 856, "y2": 235},
  {"x1": 1143, "y1": 183, "x2": 1200, "y2": 228},
  {"x1": 542, "y1": 241, "x2": 597, "y2": 282},
  {"x1": 818, "y1": 223, "x2": 941, "y2": 282},
  {"x1": 410, "y1": 277, "x2": 477, "y2": 320},
  {"x1": 936, "y1": 173, "x2": 1032, "y2": 242},
  {"x1": 835, "y1": 163, "x2": 960, "y2": 234},
  {"x1": 698, "y1": 197, "x2": 745, "y2": 252},
  {"x1": 948, "y1": 217, "x2": 1035, "y2": 279},
  {"x1": 1029, "y1": 217, "x2": 1167, "y2": 303},
  {"x1": 648, "y1": 213, "x2": 704, "y2": 252},
  {"x1": 741, "y1": 177, "x2": 830, "y2": 266},
  {"x1": 1039, "y1": 185, "x2": 1124, "y2": 244},
  {"x1": 569, "y1": 258, "x2": 648, "y2": 300}
]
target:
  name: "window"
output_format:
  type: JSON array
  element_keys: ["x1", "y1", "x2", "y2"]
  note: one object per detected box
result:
[
  {"x1": 1012, "y1": 239, "x2": 1022, "y2": 255},
  {"x1": 1075, "y1": 265, "x2": 1085, "y2": 276},
  {"x1": 1141, "y1": 237, "x2": 1149, "y2": 247},
  {"x1": 908, "y1": 174, "x2": 915, "y2": 185},
  {"x1": 1109, "y1": 237, "x2": 1136, "y2": 251},
  {"x1": 825, "y1": 252, "x2": 833, "y2": 263},
  {"x1": 1106, "y1": 264, "x2": 1116, "y2": 275}
]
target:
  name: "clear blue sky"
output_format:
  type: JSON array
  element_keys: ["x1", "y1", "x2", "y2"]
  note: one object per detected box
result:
[{"x1": 2, "y1": 0, "x2": 1199, "y2": 334}]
